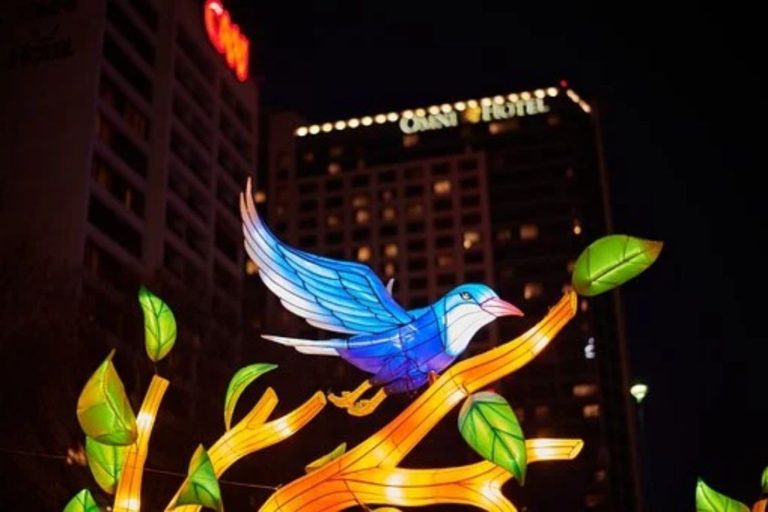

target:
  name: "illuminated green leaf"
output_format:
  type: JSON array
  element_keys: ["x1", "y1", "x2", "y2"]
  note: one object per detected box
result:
[
  {"x1": 62, "y1": 489, "x2": 100, "y2": 512},
  {"x1": 139, "y1": 286, "x2": 177, "y2": 362},
  {"x1": 85, "y1": 436, "x2": 127, "y2": 494},
  {"x1": 171, "y1": 445, "x2": 223, "y2": 512},
  {"x1": 696, "y1": 479, "x2": 749, "y2": 511},
  {"x1": 762, "y1": 466, "x2": 768, "y2": 494},
  {"x1": 572, "y1": 235, "x2": 663, "y2": 296},
  {"x1": 458, "y1": 391, "x2": 527, "y2": 483},
  {"x1": 305, "y1": 442, "x2": 347, "y2": 473},
  {"x1": 223, "y1": 363, "x2": 277, "y2": 430},
  {"x1": 76, "y1": 350, "x2": 137, "y2": 446}
]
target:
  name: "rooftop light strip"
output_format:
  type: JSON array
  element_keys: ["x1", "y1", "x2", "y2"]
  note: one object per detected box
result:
[{"x1": 293, "y1": 86, "x2": 590, "y2": 137}]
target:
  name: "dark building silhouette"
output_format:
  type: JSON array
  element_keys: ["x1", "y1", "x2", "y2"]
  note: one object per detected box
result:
[
  {"x1": 1, "y1": 0, "x2": 258, "y2": 508},
  {"x1": 256, "y1": 85, "x2": 641, "y2": 511}
]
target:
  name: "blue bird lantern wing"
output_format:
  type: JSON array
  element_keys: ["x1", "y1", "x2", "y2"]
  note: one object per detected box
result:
[{"x1": 241, "y1": 180, "x2": 413, "y2": 335}]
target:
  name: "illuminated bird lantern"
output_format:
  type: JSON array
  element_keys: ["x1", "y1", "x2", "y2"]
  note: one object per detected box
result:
[{"x1": 240, "y1": 179, "x2": 524, "y2": 415}]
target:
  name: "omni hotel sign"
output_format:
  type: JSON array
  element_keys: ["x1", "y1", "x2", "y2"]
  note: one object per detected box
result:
[{"x1": 399, "y1": 97, "x2": 550, "y2": 134}]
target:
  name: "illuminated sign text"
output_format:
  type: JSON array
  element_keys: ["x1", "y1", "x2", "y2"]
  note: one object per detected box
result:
[
  {"x1": 204, "y1": 0, "x2": 249, "y2": 82},
  {"x1": 399, "y1": 98, "x2": 550, "y2": 134}
]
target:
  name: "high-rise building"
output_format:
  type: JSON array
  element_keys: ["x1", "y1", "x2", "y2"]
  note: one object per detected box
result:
[
  {"x1": 258, "y1": 85, "x2": 641, "y2": 510},
  {"x1": 0, "y1": 0, "x2": 257, "y2": 507}
]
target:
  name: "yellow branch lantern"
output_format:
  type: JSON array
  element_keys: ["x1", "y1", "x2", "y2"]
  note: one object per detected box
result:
[
  {"x1": 167, "y1": 388, "x2": 327, "y2": 512},
  {"x1": 113, "y1": 375, "x2": 169, "y2": 512},
  {"x1": 258, "y1": 291, "x2": 578, "y2": 512}
]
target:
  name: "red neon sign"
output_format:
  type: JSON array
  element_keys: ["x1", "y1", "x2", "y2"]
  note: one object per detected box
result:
[{"x1": 204, "y1": 0, "x2": 249, "y2": 82}]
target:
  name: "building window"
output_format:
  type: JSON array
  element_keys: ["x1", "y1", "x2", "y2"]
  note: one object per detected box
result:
[
  {"x1": 488, "y1": 119, "x2": 520, "y2": 134},
  {"x1": 580, "y1": 299, "x2": 589, "y2": 313},
  {"x1": 327, "y1": 214, "x2": 341, "y2": 228},
  {"x1": 437, "y1": 274, "x2": 454, "y2": 286},
  {"x1": 92, "y1": 156, "x2": 145, "y2": 218},
  {"x1": 520, "y1": 224, "x2": 539, "y2": 241},
  {"x1": 409, "y1": 258, "x2": 427, "y2": 271},
  {"x1": 408, "y1": 239, "x2": 426, "y2": 252},
  {"x1": 411, "y1": 277, "x2": 427, "y2": 289},
  {"x1": 463, "y1": 231, "x2": 480, "y2": 250},
  {"x1": 594, "y1": 470, "x2": 607, "y2": 483},
  {"x1": 524, "y1": 282, "x2": 543, "y2": 300},
  {"x1": 402, "y1": 134, "x2": 419, "y2": 148},
  {"x1": 352, "y1": 194, "x2": 369, "y2": 208},
  {"x1": 434, "y1": 198, "x2": 452, "y2": 212},
  {"x1": 404, "y1": 167, "x2": 423, "y2": 180},
  {"x1": 299, "y1": 235, "x2": 317, "y2": 246},
  {"x1": 573, "y1": 219, "x2": 583, "y2": 235},
  {"x1": 436, "y1": 235, "x2": 453, "y2": 249},
  {"x1": 459, "y1": 177, "x2": 479, "y2": 189},
  {"x1": 534, "y1": 405, "x2": 550, "y2": 420},
  {"x1": 384, "y1": 262, "x2": 396, "y2": 278},
  {"x1": 459, "y1": 158, "x2": 478, "y2": 172},
  {"x1": 88, "y1": 196, "x2": 143, "y2": 257},
  {"x1": 379, "y1": 170, "x2": 395, "y2": 183},
  {"x1": 355, "y1": 209, "x2": 370, "y2": 225},
  {"x1": 326, "y1": 232, "x2": 343, "y2": 245},
  {"x1": 431, "y1": 162, "x2": 450, "y2": 175},
  {"x1": 351, "y1": 174, "x2": 369, "y2": 187},
  {"x1": 434, "y1": 217, "x2": 453, "y2": 230},
  {"x1": 381, "y1": 207, "x2": 397, "y2": 222},
  {"x1": 496, "y1": 229, "x2": 512, "y2": 242},
  {"x1": 356, "y1": 246, "x2": 371, "y2": 262},
  {"x1": 254, "y1": 190, "x2": 267, "y2": 203},
  {"x1": 383, "y1": 243, "x2": 398, "y2": 259},
  {"x1": 406, "y1": 184, "x2": 423, "y2": 197},
  {"x1": 433, "y1": 179, "x2": 452, "y2": 195},
  {"x1": 329, "y1": 145, "x2": 344, "y2": 157},
  {"x1": 566, "y1": 260, "x2": 576, "y2": 273},
  {"x1": 406, "y1": 204, "x2": 423, "y2": 217},
  {"x1": 352, "y1": 229, "x2": 369, "y2": 241},
  {"x1": 436, "y1": 254, "x2": 454, "y2": 268},
  {"x1": 583, "y1": 404, "x2": 600, "y2": 418},
  {"x1": 380, "y1": 189, "x2": 395, "y2": 202},
  {"x1": 461, "y1": 195, "x2": 480, "y2": 208},
  {"x1": 572, "y1": 384, "x2": 598, "y2": 398},
  {"x1": 245, "y1": 260, "x2": 258, "y2": 275},
  {"x1": 465, "y1": 252, "x2": 483, "y2": 264},
  {"x1": 299, "y1": 199, "x2": 318, "y2": 210},
  {"x1": 327, "y1": 162, "x2": 342, "y2": 176}
]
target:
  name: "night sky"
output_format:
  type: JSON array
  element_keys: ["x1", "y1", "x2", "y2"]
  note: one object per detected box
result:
[{"x1": 230, "y1": 1, "x2": 767, "y2": 509}]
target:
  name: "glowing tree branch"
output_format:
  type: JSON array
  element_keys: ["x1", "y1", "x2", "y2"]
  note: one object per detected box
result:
[
  {"x1": 258, "y1": 291, "x2": 578, "y2": 512},
  {"x1": 167, "y1": 388, "x2": 327, "y2": 512},
  {"x1": 113, "y1": 375, "x2": 169, "y2": 512}
]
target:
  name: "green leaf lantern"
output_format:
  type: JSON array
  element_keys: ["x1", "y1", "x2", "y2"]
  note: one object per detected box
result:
[
  {"x1": 572, "y1": 235, "x2": 663, "y2": 296},
  {"x1": 138, "y1": 286, "x2": 177, "y2": 363},
  {"x1": 223, "y1": 363, "x2": 277, "y2": 430},
  {"x1": 171, "y1": 445, "x2": 223, "y2": 512},
  {"x1": 457, "y1": 391, "x2": 527, "y2": 483},
  {"x1": 85, "y1": 436, "x2": 127, "y2": 494},
  {"x1": 76, "y1": 350, "x2": 137, "y2": 445},
  {"x1": 762, "y1": 466, "x2": 768, "y2": 494},
  {"x1": 695, "y1": 479, "x2": 749, "y2": 512},
  {"x1": 62, "y1": 489, "x2": 100, "y2": 512}
]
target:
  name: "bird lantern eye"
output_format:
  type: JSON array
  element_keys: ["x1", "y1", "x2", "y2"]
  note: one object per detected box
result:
[{"x1": 460, "y1": 292, "x2": 472, "y2": 301}]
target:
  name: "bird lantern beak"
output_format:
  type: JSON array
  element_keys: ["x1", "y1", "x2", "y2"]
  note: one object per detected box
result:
[{"x1": 481, "y1": 297, "x2": 524, "y2": 318}]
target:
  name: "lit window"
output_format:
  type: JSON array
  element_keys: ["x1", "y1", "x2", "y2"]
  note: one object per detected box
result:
[
  {"x1": 384, "y1": 262, "x2": 396, "y2": 277},
  {"x1": 534, "y1": 405, "x2": 550, "y2": 420},
  {"x1": 488, "y1": 119, "x2": 519, "y2": 134},
  {"x1": 352, "y1": 194, "x2": 369, "y2": 208},
  {"x1": 328, "y1": 163, "x2": 341, "y2": 176},
  {"x1": 463, "y1": 230, "x2": 481, "y2": 249},
  {"x1": 496, "y1": 229, "x2": 512, "y2": 241},
  {"x1": 329, "y1": 145, "x2": 343, "y2": 157},
  {"x1": 303, "y1": 151, "x2": 315, "y2": 162},
  {"x1": 433, "y1": 180, "x2": 452, "y2": 195},
  {"x1": 355, "y1": 209, "x2": 370, "y2": 225},
  {"x1": 580, "y1": 299, "x2": 589, "y2": 313},
  {"x1": 572, "y1": 384, "x2": 598, "y2": 398},
  {"x1": 403, "y1": 134, "x2": 419, "y2": 148},
  {"x1": 407, "y1": 204, "x2": 423, "y2": 217},
  {"x1": 566, "y1": 260, "x2": 576, "y2": 273},
  {"x1": 583, "y1": 404, "x2": 600, "y2": 418},
  {"x1": 573, "y1": 219, "x2": 583, "y2": 235},
  {"x1": 514, "y1": 408, "x2": 525, "y2": 422},
  {"x1": 437, "y1": 254, "x2": 454, "y2": 268},
  {"x1": 356, "y1": 246, "x2": 371, "y2": 262},
  {"x1": 566, "y1": 167, "x2": 575, "y2": 179},
  {"x1": 584, "y1": 337, "x2": 596, "y2": 359},
  {"x1": 326, "y1": 215, "x2": 340, "y2": 228},
  {"x1": 382, "y1": 207, "x2": 397, "y2": 221},
  {"x1": 254, "y1": 190, "x2": 267, "y2": 204},
  {"x1": 520, "y1": 224, "x2": 539, "y2": 240},
  {"x1": 524, "y1": 282, "x2": 543, "y2": 300},
  {"x1": 245, "y1": 260, "x2": 259, "y2": 275},
  {"x1": 594, "y1": 470, "x2": 607, "y2": 483},
  {"x1": 380, "y1": 189, "x2": 395, "y2": 202},
  {"x1": 384, "y1": 243, "x2": 398, "y2": 258}
]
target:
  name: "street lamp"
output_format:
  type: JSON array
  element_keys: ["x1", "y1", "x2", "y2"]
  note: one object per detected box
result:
[{"x1": 630, "y1": 382, "x2": 649, "y2": 404}]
